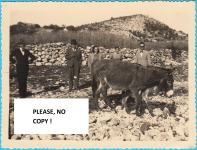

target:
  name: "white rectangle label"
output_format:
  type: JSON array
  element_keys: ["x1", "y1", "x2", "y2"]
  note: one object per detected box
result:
[{"x1": 14, "y1": 98, "x2": 89, "y2": 134}]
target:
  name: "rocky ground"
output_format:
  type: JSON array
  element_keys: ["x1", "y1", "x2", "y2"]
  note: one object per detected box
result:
[{"x1": 9, "y1": 65, "x2": 189, "y2": 141}]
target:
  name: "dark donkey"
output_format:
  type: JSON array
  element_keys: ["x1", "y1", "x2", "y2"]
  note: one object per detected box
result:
[{"x1": 92, "y1": 60, "x2": 174, "y2": 116}]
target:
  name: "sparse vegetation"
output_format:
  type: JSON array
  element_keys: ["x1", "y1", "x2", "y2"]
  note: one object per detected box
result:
[
  {"x1": 10, "y1": 30, "x2": 138, "y2": 49},
  {"x1": 43, "y1": 24, "x2": 65, "y2": 31},
  {"x1": 10, "y1": 30, "x2": 188, "y2": 51},
  {"x1": 66, "y1": 25, "x2": 76, "y2": 31}
]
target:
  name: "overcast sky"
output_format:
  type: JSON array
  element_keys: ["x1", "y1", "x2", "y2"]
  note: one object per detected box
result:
[{"x1": 10, "y1": 2, "x2": 195, "y2": 33}]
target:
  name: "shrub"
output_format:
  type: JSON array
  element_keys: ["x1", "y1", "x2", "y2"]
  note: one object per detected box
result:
[{"x1": 10, "y1": 22, "x2": 41, "y2": 35}]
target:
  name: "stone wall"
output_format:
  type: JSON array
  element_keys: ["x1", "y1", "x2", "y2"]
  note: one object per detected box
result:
[{"x1": 26, "y1": 42, "x2": 187, "y2": 68}]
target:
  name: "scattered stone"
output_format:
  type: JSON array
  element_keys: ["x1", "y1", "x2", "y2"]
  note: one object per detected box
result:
[
  {"x1": 179, "y1": 117, "x2": 186, "y2": 124},
  {"x1": 48, "y1": 91, "x2": 53, "y2": 95},
  {"x1": 22, "y1": 135, "x2": 32, "y2": 140},
  {"x1": 90, "y1": 118, "x2": 97, "y2": 124},
  {"x1": 99, "y1": 115, "x2": 112, "y2": 125},
  {"x1": 153, "y1": 108, "x2": 163, "y2": 116},
  {"x1": 163, "y1": 107, "x2": 170, "y2": 118},
  {"x1": 174, "y1": 126, "x2": 185, "y2": 137},
  {"x1": 11, "y1": 134, "x2": 22, "y2": 140},
  {"x1": 38, "y1": 135, "x2": 53, "y2": 140},
  {"x1": 52, "y1": 134, "x2": 65, "y2": 140},
  {"x1": 140, "y1": 122, "x2": 151, "y2": 134},
  {"x1": 109, "y1": 118, "x2": 120, "y2": 126},
  {"x1": 59, "y1": 86, "x2": 65, "y2": 91},
  {"x1": 35, "y1": 62, "x2": 42, "y2": 66},
  {"x1": 109, "y1": 127, "x2": 122, "y2": 139},
  {"x1": 31, "y1": 135, "x2": 40, "y2": 140}
]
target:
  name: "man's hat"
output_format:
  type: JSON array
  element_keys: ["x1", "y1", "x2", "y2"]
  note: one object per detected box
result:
[
  {"x1": 70, "y1": 39, "x2": 77, "y2": 45},
  {"x1": 139, "y1": 41, "x2": 145, "y2": 47}
]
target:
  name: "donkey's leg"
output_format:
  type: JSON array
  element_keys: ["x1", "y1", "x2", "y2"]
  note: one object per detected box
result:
[
  {"x1": 92, "y1": 76, "x2": 97, "y2": 98},
  {"x1": 101, "y1": 86, "x2": 112, "y2": 109},
  {"x1": 124, "y1": 97, "x2": 131, "y2": 114},
  {"x1": 94, "y1": 81, "x2": 103, "y2": 109},
  {"x1": 122, "y1": 96, "x2": 128, "y2": 110},
  {"x1": 143, "y1": 94, "x2": 154, "y2": 117},
  {"x1": 144, "y1": 101, "x2": 154, "y2": 117},
  {"x1": 132, "y1": 90, "x2": 143, "y2": 116}
]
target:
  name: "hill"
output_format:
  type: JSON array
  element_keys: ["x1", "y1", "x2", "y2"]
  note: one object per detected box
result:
[
  {"x1": 76, "y1": 14, "x2": 188, "y2": 42},
  {"x1": 10, "y1": 14, "x2": 188, "y2": 49}
]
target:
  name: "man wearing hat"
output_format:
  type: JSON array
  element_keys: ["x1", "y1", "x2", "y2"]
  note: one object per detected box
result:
[
  {"x1": 135, "y1": 41, "x2": 151, "y2": 67},
  {"x1": 10, "y1": 40, "x2": 36, "y2": 98},
  {"x1": 65, "y1": 39, "x2": 82, "y2": 91}
]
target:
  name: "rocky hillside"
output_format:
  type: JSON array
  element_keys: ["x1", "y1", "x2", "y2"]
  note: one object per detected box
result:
[{"x1": 76, "y1": 14, "x2": 188, "y2": 42}]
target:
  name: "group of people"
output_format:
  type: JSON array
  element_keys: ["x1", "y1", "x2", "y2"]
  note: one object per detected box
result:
[
  {"x1": 88, "y1": 42, "x2": 151, "y2": 66},
  {"x1": 10, "y1": 39, "x2": 152, "y2": 98}
]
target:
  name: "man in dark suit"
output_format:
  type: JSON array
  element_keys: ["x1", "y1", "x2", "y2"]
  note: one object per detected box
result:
[
  {"x1": 65, "y1": 39, "x2": 82, "y2": 92},
  {"x1": 10, "y1": 41, "x2": 36, "y2": 98}
]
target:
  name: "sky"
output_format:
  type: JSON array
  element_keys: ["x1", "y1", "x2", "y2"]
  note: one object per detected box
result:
[{"x1": 9, "y1": 2, "x2": 195, "y2": 34}]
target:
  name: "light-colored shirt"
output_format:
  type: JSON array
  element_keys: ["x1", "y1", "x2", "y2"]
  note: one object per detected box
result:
[
  {"x1": 112, "y1": 53, "x2": 122, "y2": 60},
  {"x1": 88, "y1": 53, "x2": 103, "y2": 70},
  {"x1": 135, "y1": 50, "x2": 151, "y2": 67}
]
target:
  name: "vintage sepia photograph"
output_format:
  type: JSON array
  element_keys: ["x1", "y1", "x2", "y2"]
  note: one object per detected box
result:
[{"x1": 1, "y1": 1, "x2": 196, "y2": 148}]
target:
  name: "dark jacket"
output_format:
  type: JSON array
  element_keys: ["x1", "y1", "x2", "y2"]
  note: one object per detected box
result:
[
  {"x1": 10, "y1": 48, "x2": 36, "y2": 74},
  {"x1": 65, "y1": 47, "x2": 82, "y2": 67}
]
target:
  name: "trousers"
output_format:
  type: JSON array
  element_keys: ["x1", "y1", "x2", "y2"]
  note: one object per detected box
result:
[
  {"x1": 17, "y1": 72, "x2": 28, "y2": 98},
  {"x1": 68, "y1": 64, "x2": 80, "y2": 90}
]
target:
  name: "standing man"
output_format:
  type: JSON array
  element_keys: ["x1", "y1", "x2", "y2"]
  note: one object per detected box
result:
[
  {"x1": 65, "y1": 39, "x2": 82, "y2": 92},
  {"x1": 135, "y1": 41, "x2": 153, "y2": 100},
  {"x1": 10, "y1": 41, "x2": 36, "y2": 98},
  {"x1": 135, "y1": 41, "x2": 151, "y2": 67}
]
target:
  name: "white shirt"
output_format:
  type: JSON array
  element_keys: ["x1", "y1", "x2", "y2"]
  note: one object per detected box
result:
[
  {"x1": 140, "y1": 52, "x2": 143, "y2": 57},
  {"x1": 20, "y1": 48, "x2": 25, "y2": 55}
]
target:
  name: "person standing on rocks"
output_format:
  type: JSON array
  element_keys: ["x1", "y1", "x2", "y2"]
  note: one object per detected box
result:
[
  {"x1": 135, "y1": 41, "x2": 151, "y2": 67},
  {"x1": 10, "y1": 40, "x2": 36, "y2": 98},
  {"x1": 135, "y1": 41, "x2": 154, "y2": 99},
  {"x1": 65, "y1": 39, "x2": 82, "y2": 92},
  {"x1": 111, "y1": 46, "x2": 122, "y2": 61}
]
